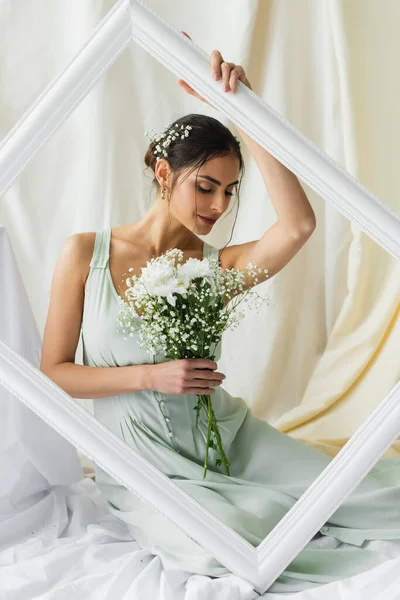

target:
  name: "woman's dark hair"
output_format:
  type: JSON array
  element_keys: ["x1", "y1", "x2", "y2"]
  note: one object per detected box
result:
[{"x1": 143, "y1": 113, "x2": 245, "y2": 256}]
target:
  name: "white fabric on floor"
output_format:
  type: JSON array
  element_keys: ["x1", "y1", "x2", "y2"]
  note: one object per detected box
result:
[
  {"x1": 2, "y1": 476, "x2": 400, "y2": 599},
  {"x1": 0, "y1": 477, "x2": 400, "y2": 600},
  {"x1": 2, "y1": 224, "x2": 400, "y2": 598}
]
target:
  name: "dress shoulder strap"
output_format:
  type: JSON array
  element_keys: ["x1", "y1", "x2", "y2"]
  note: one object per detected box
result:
[
  {"x1": 89, "y1": 228, "x2": 111, "y2": 269},
  {"x1": 203, "y1": 241, "x2": 220, "y2": 265}
]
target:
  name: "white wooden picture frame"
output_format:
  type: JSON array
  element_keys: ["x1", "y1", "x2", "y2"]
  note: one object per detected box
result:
[{"x1": 0, "y1": 0, "x2": 399, "y2": 593}]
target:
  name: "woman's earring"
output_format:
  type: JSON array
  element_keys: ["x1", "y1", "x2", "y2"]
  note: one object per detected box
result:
[{"x1": 161, "y1": 187, "x2": 167, "y2": 200}]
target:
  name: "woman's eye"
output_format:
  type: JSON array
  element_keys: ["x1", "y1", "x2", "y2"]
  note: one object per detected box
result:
[
  {"x1": 197, "y1": 185, "x2": 234, "y2": 197},
  {"x1": 197, "y1": 185, "x2": 212, "y2": 194}
]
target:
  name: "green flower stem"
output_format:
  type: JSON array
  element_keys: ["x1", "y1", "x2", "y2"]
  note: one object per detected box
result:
[
  {"x1": 208, "y1": 397, "x2": 231, "y2": 477},
  {"x1": 195, "y1": 394, "x2": 231, "y2": 479},
  {"x1": 203, "y1": 398, "x2": 212, "y2": 479}
]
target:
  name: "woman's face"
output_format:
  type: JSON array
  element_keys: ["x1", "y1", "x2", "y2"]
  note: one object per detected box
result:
[{"x1": 168, "y1": 154, "x2": 240, "y2": 232}]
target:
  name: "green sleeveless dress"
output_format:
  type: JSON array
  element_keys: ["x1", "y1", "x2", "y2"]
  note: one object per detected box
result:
[{"x1": 81, "y1": 227, "x2": 400, "y2": 594}]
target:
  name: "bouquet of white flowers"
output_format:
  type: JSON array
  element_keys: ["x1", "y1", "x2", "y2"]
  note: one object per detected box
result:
[{"x1": 116, "y1": 247, "x2": 270, "y2": 479}]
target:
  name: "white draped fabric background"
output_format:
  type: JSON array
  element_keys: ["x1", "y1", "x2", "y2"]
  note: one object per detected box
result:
[{"x1": 1, "y1": 0, "x2": 400, "y2": 598}]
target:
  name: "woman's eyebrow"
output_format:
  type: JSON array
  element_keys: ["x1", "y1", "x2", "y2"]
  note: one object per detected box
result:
[{"x1": 198, "y1": 175, "x2": 239, "y2": 187}]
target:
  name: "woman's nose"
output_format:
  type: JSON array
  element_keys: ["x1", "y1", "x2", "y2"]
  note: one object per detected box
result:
[{"x1": 214, "y1": 192, "x2": 230, "y2": 209}]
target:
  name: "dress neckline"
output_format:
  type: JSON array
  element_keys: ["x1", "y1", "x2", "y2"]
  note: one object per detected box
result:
[{"x1": 106, "y1": 228, "x2": 207, "y2": 306}]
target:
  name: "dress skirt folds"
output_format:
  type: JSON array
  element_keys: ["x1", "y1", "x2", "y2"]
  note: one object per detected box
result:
[{"x1": 80, "y1": 228, "x2": 400, "y2": 594}]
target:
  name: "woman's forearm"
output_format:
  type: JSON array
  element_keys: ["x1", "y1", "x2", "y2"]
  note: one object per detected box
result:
[
  {"x1": 233, "y1": 124, "x2": 316, "y2": 231},
  {"x1": 40, "y1": 362, "x2": 153, "y2": 399}
]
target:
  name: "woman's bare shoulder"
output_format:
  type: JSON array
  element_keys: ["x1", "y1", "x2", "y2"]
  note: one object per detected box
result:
[{"x1": 57, "y1": 231, "x2": 97, "y2": 285}]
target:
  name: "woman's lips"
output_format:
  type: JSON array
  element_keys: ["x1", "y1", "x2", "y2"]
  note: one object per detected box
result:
[{"x1": 198, "y1": 215, "x2": 217, "y2": 224}]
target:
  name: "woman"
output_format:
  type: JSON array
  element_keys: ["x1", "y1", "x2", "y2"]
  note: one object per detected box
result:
[{"x1": 39, "y1": 40, "x2": 400, "y2": 594}]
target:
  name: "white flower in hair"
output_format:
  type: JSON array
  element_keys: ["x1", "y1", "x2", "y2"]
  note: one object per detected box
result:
[{"x1": 144, "y1": 123, "x2": 193, "y2": 161}]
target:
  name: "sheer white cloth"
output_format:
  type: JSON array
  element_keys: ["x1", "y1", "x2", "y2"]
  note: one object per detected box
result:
[{"x1": 0, "y1": 227, "x2": 83, "y2": 550}]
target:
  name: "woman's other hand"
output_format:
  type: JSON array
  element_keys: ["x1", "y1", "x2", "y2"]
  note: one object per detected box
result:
[{"x1": 177, "y1": 30, "x2": 252, "y2": 106}]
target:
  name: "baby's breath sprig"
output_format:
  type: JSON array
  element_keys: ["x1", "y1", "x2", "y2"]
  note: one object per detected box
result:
[
  {"x1": 116, "y1": 248, "x2": 271, "y2": 479},
  {"x1": 145, "y1": 123, "x2": 193, "y2": 162}
]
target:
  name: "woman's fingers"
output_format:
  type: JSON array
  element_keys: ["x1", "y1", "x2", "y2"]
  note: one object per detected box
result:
[
  {"x1": 191, "y1": 371, "x2": 226, "y2": 385},
  {"x1": 178, "y1": 36, "x2": 244, "y2": 93},
  {"x1": 229, "y1": 68, "x2": 240, "y2": 94},
  {"x1": 210, "y1": 49, "x2": 224, "y2": 81},
  {"x1": 214, "y1": 56, "x2": 241, "y2": 93},
  {"x1": 194, "y1": 367, "x2": 225, "y2": 379},
  {"x1": 221, "y1": 62, "x2": 236, "y2": 91},
  {"x1": 179, "y1": 34, "x2": 251, "y2": 95},
  {"x1": 187, "y1": 388, "x2": 216, "y2": 395}
]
